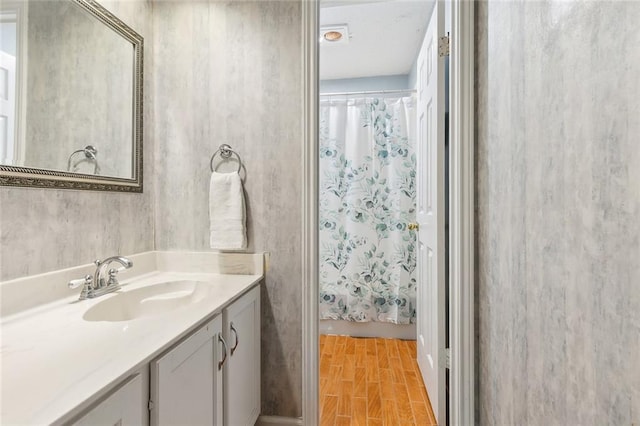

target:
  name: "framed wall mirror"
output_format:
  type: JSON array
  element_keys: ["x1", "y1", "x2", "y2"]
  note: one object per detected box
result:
[{"x1": 0, "y1": 0, "x2": 143, "y2": 192}]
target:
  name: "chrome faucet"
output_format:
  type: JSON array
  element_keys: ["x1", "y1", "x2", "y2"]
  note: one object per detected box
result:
[
  {"x1": 94, "y1": 256, "x2": 133, "y2": 289},
  {"x1": 69, "y1": 256, "x2": 133, "y2": 300}
]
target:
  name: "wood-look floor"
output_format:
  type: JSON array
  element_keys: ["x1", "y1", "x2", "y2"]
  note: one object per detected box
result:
[{"x1": 320, "y1": 335, "x2": 437, "y2": 426}]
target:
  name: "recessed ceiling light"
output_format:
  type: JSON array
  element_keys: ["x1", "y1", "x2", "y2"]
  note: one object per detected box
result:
[
  {"x1": 324, "y1": 31, "x2": 343, "y2": 42},
  {"x1": 320, "y1": 25, "x2": 350, "y2": 45}
]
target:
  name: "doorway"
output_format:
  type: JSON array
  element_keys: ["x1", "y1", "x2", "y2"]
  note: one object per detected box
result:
[
  {"x1": 300, "y1": 1, "x2": 475, "y2": 425},
  {"x1": 317, "y1": 1, "x2": 444, "y2": 424}
]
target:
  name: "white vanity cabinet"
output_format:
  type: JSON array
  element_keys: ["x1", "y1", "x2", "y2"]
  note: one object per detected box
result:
[
  {"x1": 149, "y1": 315, "x2": 225, "y2": 426},
  {"x1": 0, "y1": 252, "x2": 265, "y2": 426},
  {"x1": 73, "y1": 373, "x2": 146, "y2": 426},
  {"x1": 223, "y1": 285, "x2": 261, "y2": 426},
  {"x1": 148, "y1": 284, "x2": 261, "y2": 426}
]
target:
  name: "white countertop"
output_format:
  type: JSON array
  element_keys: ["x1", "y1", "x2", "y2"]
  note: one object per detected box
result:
[{"x1": 0, "y1": 252, "x2": 264, "y2": 425}]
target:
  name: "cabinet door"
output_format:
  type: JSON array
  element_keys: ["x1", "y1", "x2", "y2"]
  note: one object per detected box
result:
[
  {"x1": 150, "y1": 316, "x2": 225, "y2": 426},
  {"x1": 224, "y1": 285, "x2": 261, "y2": 426},
  {"x1": 73, "y1": 373, "x2": 144, "y2": 426}
]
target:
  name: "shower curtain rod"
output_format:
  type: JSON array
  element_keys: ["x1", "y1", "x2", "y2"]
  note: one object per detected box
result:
[{"x1": 320, "y1": 88, "x2": 417, "y2": 97}]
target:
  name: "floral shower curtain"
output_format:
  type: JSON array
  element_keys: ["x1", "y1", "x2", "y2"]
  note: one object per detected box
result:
[{"x1": 319, "y1": 95, "x2": 417, "y2": 324}]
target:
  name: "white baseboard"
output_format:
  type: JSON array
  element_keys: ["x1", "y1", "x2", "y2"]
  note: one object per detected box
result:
[
  {"x1": 255, "y1": 415, "x2": 304, "y2": 426},
  {"x1": 319, "y1": 319, "x2": 416, "y2": 340}
]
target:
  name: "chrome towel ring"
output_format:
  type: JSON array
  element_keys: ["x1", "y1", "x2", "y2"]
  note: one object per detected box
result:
[
  {"x1": 67, "y1": 145, "x2": 100, "y2": 175},
  {"x1": 210, "y1": 144, "x2": 242, "y2": 174}
]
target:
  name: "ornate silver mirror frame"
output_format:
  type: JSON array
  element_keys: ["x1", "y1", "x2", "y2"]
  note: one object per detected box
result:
[{"x1": 0, "y1": 0, "x2": 143, "y2": 192}]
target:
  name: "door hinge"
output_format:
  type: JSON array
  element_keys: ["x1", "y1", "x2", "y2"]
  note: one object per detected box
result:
[
  {"x1": 148, "y1": 400, "x2": 154, "y2": 411},
  {"x1": 439, "y1": 35, "x2": 450, "y2": 57},
  {"x1": 445, "y1": 347, "x2": 451, "y2": 369}
]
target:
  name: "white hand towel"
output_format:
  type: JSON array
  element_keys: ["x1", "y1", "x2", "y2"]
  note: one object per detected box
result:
[{"x1": 209, "y1": 171, "x2": 247, "y2": 250}]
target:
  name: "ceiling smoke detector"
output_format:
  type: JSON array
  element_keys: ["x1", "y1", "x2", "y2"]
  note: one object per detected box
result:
[{"x1": 320, "y1": 25, "x2": 350, "y2": 45}]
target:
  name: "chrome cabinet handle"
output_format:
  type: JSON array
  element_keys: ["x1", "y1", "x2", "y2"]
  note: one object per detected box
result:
[
  {"x1": 230, "y1": 323, "x2": 239, "y2": 355},
  {"x1": 218, "y1": 334, "x2": 228, "y2": 370}
]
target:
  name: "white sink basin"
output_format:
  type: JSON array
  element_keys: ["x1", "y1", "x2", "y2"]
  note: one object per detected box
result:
[{"x1": 83, "y1": 280, "x2": 212, "y2": 322}]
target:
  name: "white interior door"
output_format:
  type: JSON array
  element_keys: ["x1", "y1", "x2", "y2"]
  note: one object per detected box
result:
[
  {"x1": 416, "y1": 1, "x2": 445, "y2": 424},
  {"x1": 0, "y1": 50, "x2": 16, "y2": 164}
]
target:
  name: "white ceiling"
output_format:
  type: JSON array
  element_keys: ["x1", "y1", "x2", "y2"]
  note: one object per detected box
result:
[{"x1": 320, "y1": 0, "x2": 434, "y2": 81}]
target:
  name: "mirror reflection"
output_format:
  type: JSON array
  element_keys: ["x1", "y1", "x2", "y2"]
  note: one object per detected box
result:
[{"x1": 0, "y1": 0, "x2": 141, "y2": 187}]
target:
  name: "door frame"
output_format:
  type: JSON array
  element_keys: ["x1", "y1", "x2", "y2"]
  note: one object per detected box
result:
[
  {"x1": 301, "y1": 0, "x2": 320, "y2": 424},
  {"x1": 300, "y1": 1, "x2": 475, "y2": 424},
  {"x1": 448, "y1": 1, "x2": 475, "y2": 424}
]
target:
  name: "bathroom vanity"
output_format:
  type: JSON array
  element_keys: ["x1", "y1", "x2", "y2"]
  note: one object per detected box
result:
[{"x1": 0, "y1": 252, "x2": 263, "y2": 425}]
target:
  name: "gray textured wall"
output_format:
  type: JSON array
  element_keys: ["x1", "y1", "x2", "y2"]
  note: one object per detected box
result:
[
  {"x1": 475, "y1": 1, "x2": 640, "y2": 424},
  {"x1": 0, "y1": 0, "x2": 154, "y2": 281},
  {"x1": 152, "y1": 0, "x2": 302, "y2": 417}
]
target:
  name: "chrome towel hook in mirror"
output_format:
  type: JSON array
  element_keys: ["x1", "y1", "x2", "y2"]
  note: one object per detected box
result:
[{"x1": 210, "y1": 144, "x2": 242, "y2": 174}]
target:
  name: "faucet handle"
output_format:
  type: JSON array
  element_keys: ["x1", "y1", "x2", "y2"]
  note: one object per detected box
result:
[
  {"x1": 107, "y1": 265, "x2": 130, "y2": 286},
  {"x1": 69, "y1": 275, "x2": 94, "y2": 300},
  {"x1": 69, "y1": 275, "x2": 93, "y2": 289},
  {"x1": 109, "y1": 265, "x2": 129, "y2": 275},
  {"x1": 108, "y1": 268, "x2": 119, "y2": 283}
]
